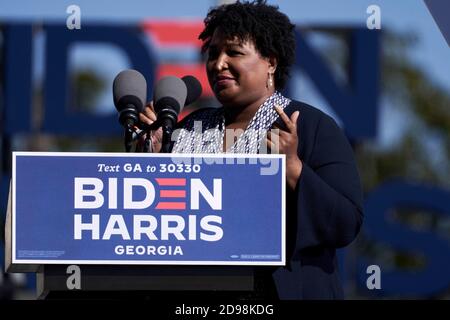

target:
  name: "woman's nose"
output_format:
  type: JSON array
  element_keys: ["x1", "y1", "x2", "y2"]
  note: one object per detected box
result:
[{"x1": 213, "y1": 53, "x2": 228, "y2": 71}]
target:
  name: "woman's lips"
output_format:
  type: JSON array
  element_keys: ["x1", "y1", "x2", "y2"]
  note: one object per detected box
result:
[{"x1": 215, "y1": 77, "x2": 235, "y2": 88}]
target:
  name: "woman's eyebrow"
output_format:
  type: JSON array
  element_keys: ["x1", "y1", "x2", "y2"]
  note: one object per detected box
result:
[
  {"x1": 226, "y1": 39, "x2": 243, "y2": 46},
  {"x1": 208, "y1": 40, "x2": 243, "y2": 52}
]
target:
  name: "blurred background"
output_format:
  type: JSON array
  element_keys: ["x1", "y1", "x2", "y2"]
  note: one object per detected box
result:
[{"x1": 0, "y1": 0, "x2": 449, "y2": 299}]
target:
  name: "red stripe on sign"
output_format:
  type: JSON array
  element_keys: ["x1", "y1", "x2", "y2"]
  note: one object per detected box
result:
[
  {"x1": 156, "y1": 202, "x2": 186, "y2": 210},
  {"x1": 141, "y1": 20, "x2": 203, "y2": 47},
  {"x1": 156, "y1": 178, "x2": 186, "y2": 186},
  {"x1": 156, "y1": 64, "x2": 214, "y2": 98},
  {"x1": 160, "y1": 190, "x2": 186, "y2": 198}
]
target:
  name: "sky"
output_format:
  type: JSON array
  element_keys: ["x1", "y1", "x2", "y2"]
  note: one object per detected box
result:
[
  {"x1": 0, "y1": 0, "x2": 449, "y2": 148},
  {"x1": 0, "y1": 0, "x2": 448, "y2": 87}
]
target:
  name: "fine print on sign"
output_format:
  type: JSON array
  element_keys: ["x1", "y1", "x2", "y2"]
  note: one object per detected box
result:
[{"x1": 12, "y1": 152, "x2": 285, "y2": 266}]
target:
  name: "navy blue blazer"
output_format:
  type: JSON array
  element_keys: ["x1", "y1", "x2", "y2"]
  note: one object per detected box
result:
[
  {"x1": 173, "y1": 100, "x2": 363, "y2": 300},
  {"x1": 271, "y1": 100, "x2": 363, "y2": 299}
]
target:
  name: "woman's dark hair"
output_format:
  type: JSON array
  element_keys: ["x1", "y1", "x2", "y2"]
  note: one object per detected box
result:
[{"x1": 199, "y1": 0, "x2": 296, "y2": 90}]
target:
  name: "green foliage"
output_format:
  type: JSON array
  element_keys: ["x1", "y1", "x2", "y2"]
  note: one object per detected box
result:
[
  {"x1": 71, "y1": 69, "x2": 106, "y2": 113},
  {"x1": 357, "y1": 30, "x2": 450, "y2": 191}
]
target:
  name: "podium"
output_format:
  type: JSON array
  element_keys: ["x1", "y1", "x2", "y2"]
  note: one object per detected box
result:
[
  {"x1": 5, "y1": 184, "x2": 256, "y2": 299},
  {"x1": 37, "y1": 266, "x2": 257, "y2": 299},
  {"x1": 6, "y1": 152, "x2": 284, "y2": 299}
]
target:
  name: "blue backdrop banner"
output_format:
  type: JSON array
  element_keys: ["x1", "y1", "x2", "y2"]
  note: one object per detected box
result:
[{"x1": 11, "y1": 152, "x2": 285, "y2": 266}]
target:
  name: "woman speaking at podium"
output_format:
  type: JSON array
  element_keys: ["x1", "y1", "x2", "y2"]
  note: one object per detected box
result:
[{"x1": 140, "y1": 0, "x2": 363, "y2": 300}]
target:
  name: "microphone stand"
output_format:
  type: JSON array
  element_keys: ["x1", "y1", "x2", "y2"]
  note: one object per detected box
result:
[
  {"x1": 161, "y1": 125, "x2": 172, "y2": 153},
  {"x1": 129, "y1": 122, "x2": 157, "y2": 153},
  {"x1": 132, "y1": 119, "x2": 171, "y2": 153},
  {"x1": 124, "y1": 123, "x2": 134, "y2": 153},
  {"x1": 125, "y1": 109, "x2": 177, "y2": 153},
  {"x1": 119, "y1": 105, "x2": 141, "y2": 153},
  {"x1": 157, "y1": 109, "x2": 178, "y2": 154}
]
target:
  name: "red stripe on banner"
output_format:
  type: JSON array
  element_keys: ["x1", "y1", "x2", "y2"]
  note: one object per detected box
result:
[
  {"x1": 156, "y1": 178, "x2": 186, "y2": 186},
  {"x1": 141, "y1": 20, "x2": 203, "y2": 47},
  {"x1": 160, "y1": 190, "x2": 186, "y2": 198},
  {"x1": 156, "y1": 64, "x2": 214, "y2": 98},
  {"x1": 156, "y1": 202, "x2": 186, "y2": 210}
]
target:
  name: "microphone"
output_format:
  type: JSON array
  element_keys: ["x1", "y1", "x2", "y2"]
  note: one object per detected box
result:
[
  {"x1": 113, "y1": 69, "x2": 147, "y2": 127},
  {"x1": 182, "y1": 75, "x2": 202, "y2": 106},
  {"x1": 139, "y1": 75, "x2": 202, "y2": 153},
  {"x1": 113, "y1": 69, "x2": 147, "y2": 152},
  {"x1": 153, "y1": 76, "x2": 188, "y2": 133},
  {"x1": 152, "y1": 76, "x2": 187, "y2": 153}
]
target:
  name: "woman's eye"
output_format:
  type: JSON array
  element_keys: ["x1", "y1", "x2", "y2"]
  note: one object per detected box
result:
[{"x1": 228, "y1": 50, "x2": 242, "y2": 56}]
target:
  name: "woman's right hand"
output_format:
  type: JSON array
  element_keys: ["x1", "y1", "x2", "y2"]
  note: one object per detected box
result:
[{"x1": 139, "y1": 102, "x2": 163, "y2": 153}]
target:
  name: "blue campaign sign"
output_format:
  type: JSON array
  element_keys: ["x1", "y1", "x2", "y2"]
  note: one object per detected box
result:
[{"x1": 11, "y1": 152, "x2": 285, "y2": 266}]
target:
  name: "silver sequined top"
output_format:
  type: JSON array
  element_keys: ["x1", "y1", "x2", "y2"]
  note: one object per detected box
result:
[{"x1": 172, "y1": 91, "x2": 291, "y2": 154}]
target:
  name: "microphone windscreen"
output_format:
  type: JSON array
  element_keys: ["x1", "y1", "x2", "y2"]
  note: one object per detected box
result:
[
  {"x1": 113, "y1": 69, "x2": 147, "y2": 113},
  {"x1": 154, "y1": 76, "x2": 187, "y2": 114},
  {"x1": 182, "y1": 75, "x2": 202, "y2": 106}
]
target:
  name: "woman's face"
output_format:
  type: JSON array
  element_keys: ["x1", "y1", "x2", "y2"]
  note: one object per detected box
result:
[{"x1": 206, "y1": 29, "x2": 276, "y2": 108}]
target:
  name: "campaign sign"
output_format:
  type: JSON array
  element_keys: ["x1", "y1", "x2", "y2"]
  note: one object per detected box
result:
[{"x1": 12, "y1": 152, "x2": 285, "y2": 266}]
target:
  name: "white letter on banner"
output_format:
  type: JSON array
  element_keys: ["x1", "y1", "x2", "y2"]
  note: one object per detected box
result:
[
  {"x1": 123, "y1": 178, "x2": 155, "y2": 209},
  {"x1": 200, "y1": 216, "x2": 223, "y2": 241},
  {"x1": 108, "y1": 178, "x2": 117, "y2": 209},
  {"x1": 74, "y1": 178, "x2": 104, "y2": 209},
  {"x1": 74, "y1": 214, "x2": 100, "y2": 239},
  {"x1": 190, "y1": 179, "x2": 222, "y2": 210},
  {"x1": 115, "y1": 245, "x2": 124, "y2": 255},
  {"x1": 133, "y1": 215, "x2": 158, "y2": 240},
  {"x1": 103, "y1": 215, "x2": 131, "y2": 240},
  {"x1": 188, "y1": 215, "x2": 197, "y2": 240},
  {"x1": 161, "y1": 215, "x2": 186, "y2": 240}
]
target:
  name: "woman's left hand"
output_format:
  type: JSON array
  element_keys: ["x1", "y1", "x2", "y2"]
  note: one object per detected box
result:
[{"x1": 266, "y1": 106, "x2": 303, "y2": 190}]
